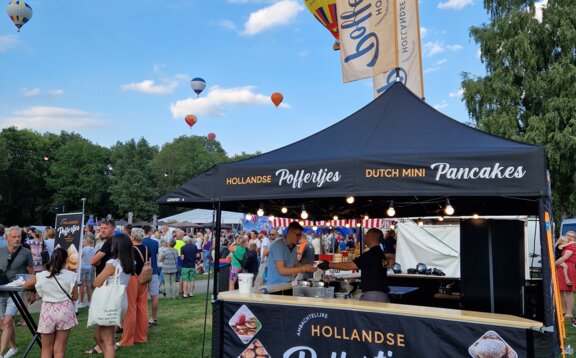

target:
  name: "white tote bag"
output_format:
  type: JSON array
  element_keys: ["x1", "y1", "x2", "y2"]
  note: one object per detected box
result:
[{"x1": 87, "y1": 267, "x2": 127, "y2": 327}]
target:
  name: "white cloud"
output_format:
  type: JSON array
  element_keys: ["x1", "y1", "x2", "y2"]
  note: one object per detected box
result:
[
  {"x1": 220, "y1": 20, "x2": 239, "y2": 32},
  {"x1": 170, "y1": 85, "x2": 286, "y2": 118},
  {"x1": 243, "y1": 0, "x2": 304, "y2": 36},
  {"x1": 449, "y1": 88, "x2": 464, "y2": 98},
  {"x1": 534, "y1": 0, "x2": 548, "y2": 22},
  {"x1": 0, "y1": 35, "x2": 19, "y2": 52},
  {"x1": 121, "y1": 79, "x2": 179, "y2": 95},
  {"x1": 298, "y1": 50, "x2": 311, "y2": 58},
  {"x1": 437, "y1": 0, "x2": 473, "y2": 10},
  {"x1": 424, "y1": 58, "x2": 448, "y2": 74},
  {"x1": 433, "y1": 101, "x2": 448, "y2": 110},
  {"x1": 0, "y1": 106, "x2": 107, "y2": 130},
  {"x1": 423, "y1": 41, "x2": 463, "y2": 57},
  {"x1": 420, "y1": 27, "x2": 427, "y2": 37},
  {"x1": 21, "y1": 88, "x2": 64, "y2": 98}
]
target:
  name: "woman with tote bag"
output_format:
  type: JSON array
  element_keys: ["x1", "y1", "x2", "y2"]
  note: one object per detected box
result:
[{"x1": 89, "y1": 234, "x2": 134, "y2": 358}]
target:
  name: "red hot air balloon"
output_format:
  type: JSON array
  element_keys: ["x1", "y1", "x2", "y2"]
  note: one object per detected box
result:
[
  {"x1": 185, "y1": 114, "x2": 197, "y2": 128},
  {"x1": 271, "y1": 92, "x2": 283, "y2": 107},
  {"x1": 207, "y1": 133, "x2": 216, "y2": 140}
]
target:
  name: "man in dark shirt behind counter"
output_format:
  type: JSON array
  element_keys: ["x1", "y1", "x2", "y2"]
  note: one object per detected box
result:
[{"x1": 318, "y1": 228, "x2": 389, "y2": 303}]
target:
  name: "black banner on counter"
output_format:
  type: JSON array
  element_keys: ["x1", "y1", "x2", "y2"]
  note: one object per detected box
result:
[
  {"x1": 222, "y1": 301, "x2": 533, "y2": 357},
  {"x1": 54, "y1": 212, "x2": 84, "y2": 272}
]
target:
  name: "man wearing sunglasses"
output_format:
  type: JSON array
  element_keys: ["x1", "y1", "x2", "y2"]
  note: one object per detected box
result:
[{"x1": 267, "y1": 222, "x2": 316, "y2": 285}]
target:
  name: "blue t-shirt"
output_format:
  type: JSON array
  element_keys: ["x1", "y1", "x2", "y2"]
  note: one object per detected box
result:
[
  {"x1": 180, "y1": 243, "x2": 199, "y2": 269},
  {"x1": 142, "y1": 237, "x2": 159, "y2": 274},
  {"x1": 338, "y1": 241, "x2": 347, "y2": 252},
  {"x1": 267, "y1": 238, "x2": 297, "y2": 285}
]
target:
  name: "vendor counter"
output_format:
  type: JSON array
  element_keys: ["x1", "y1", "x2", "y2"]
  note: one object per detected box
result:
[{"x1": 214, "y1": 286, "x2": 551, "y2": 357}]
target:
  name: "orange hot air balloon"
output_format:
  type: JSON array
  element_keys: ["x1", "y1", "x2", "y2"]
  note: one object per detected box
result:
[
  {"x1": 185, "y1": 114, "x2": 197, "y2": 128},
  {"x1": 271, "y1": 92, "x2": 283, "y2": 107},
  {"x1": 207, "y1": 133, "x2": 216, "y2": 140}
]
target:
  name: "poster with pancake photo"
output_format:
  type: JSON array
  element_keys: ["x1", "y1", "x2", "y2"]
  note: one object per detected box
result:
[
  {"x1": 54, "y1": 212, "x2": 84, "y2": 272},
  {"x1": 229, "y1": 305, "x2": 262, "y2": 344},
  {"x1": 468, "y1": 330, "x2": 518, "y2": 358}
]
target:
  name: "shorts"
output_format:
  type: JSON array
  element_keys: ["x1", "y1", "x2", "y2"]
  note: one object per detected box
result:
[
  {"x1": 229, "y1": 267, "x2": 242, "y2": 282},
  {"x1": 80, "y1": 268, "x2": 93, "y2": 283},
  {"x1": 0, "y1": 293, "x2": 21, "y2": 319},
  {"x1": 180, "y1": 268, "x2": 196, "y2": 282},
  {"x1": 148, "y1": 274, "x2": 159, "y2": 296},
  {"x1": 37, "y1": 300, "x2": 77, "y2": 333}
]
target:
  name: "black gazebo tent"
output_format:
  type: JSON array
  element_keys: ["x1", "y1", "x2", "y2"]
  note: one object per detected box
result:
[{"x1": 158, "y1": 83, "x2": 559, "y2": 355}]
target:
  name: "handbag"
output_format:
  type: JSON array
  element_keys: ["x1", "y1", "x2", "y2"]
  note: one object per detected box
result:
[
  {"x1": 134, "y1": 246, "x2": 152, "y2": 284},
  {"x1": 53, "y1": 275, "x2": 73, "y2": 301},
  {"x1": 87, "y1": 266, "x2": 126, "y2": 327}
]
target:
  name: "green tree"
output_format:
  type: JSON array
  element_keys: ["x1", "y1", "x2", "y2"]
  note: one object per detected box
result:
[
  {"x1": 0, "y1": 127, "x2": 53, "y2": 225},
  {"x1": 151, "y1": 135, "x2": 228, "y2": 197},
  {"x1": 461, "y1": 0, "x2": 576, "y2": 219},
  {"x1": 109, "y1": 138, "x2": 159, "y2": 219},
  {"x1": 46, "y1": 137, "x2": 112, "y2": 218}
]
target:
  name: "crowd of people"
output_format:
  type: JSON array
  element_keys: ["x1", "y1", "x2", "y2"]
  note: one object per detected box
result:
[
  {"x1": 0, "y1": 220, "x2": 399, "y2": 357},
  {"x1": 0, "y1": 220, "x2": 214, "y2": 358}
]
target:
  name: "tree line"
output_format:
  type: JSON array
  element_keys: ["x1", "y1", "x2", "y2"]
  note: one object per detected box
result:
[{"x1": 0, "y1": 127, "x2": 258, "y2": 226}]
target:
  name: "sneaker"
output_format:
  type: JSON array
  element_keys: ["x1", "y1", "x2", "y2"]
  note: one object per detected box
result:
[
  {"x1": 148, "y1": 319, "x2": 157, "y2": 325},
  {"x1": 571, "y1": 317, "x2": 576, "y2": 328},
  {"x1": 4, "y1": 347, "x2": 18, "y2": 358},
  {"x1": 183, "y1": 294, "x2": 188, "y2": 298}
]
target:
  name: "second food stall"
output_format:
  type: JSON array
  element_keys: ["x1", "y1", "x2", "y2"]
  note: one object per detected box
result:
[{"x1": 158, "y1": 83, "x2": 560, "y2": 357}]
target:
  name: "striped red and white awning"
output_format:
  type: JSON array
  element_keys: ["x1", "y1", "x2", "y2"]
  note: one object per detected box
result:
[{"x1": 272, "y1": 217, "x2": 315, "y2": 227}]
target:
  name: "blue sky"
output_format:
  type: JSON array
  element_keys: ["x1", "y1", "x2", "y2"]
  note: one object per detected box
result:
[{"x1": 0, "y1": 0, "x2": 496, "y2": 156}]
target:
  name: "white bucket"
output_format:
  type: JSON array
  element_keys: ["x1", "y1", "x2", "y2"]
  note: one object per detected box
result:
[{"x1": 238, "y1": 273, "x2": 254, "y2": 293}]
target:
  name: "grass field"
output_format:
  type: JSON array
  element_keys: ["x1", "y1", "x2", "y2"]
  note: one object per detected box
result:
[{"x1": 14, "y1": 294, "x2": 213, "y2": 358}]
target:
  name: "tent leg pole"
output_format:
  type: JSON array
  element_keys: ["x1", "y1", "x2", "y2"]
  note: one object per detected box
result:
[{"x1": 213, "y1": 202, "x2": 222, "y2": 302}]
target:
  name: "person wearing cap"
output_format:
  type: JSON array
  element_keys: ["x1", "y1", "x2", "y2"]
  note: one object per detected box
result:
[
  {"x1": 318, "y1": 228, "x2": 390, "y2": 303},
  {"x1": 0, "y1": 225, "x2": 6, "y2": 248},
  {"x1": 266, "y1": 222, "x2": 316, "y2": 285}
]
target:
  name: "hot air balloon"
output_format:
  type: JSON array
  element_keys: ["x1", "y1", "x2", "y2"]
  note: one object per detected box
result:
[
  {"x1": 207, "y1": 133, "x2": 216, "y2": 140},
  {"x1": 6, "y1": 0, "x2": 32, "y2": 32},
  {"x1": 304, "y1": 0, "x2": 339, "y2": 49},
  {"x1": 271, "y1": 92, "x2": 283, "y2": 108},
  {"x1": 185, "y1": 114, "x2": 197, "y2": 128},
  {"x1": 190, "y1": 78, "x2": 206, "y2": 97}
]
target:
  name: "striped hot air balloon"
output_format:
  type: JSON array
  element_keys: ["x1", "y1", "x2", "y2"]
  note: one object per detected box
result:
[{"x1": 190, "y1": 78, "x2": 206, "y2": 97}]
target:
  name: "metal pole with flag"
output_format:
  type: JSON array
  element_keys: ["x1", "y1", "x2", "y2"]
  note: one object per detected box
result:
[{"x1": 373, "y1": 0, "x2": 424, "y2": 99}]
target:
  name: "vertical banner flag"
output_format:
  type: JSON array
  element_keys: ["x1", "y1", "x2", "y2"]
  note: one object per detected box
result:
[
  {"x1": 54, "y1": 212, "x2": 84, "y2": 272},
  {"x1": 337, "y1": 0, "x2": 396, "y2": 83},
  {"x1": 373, "y1": 0, "x2": 424, "y2": 98}
]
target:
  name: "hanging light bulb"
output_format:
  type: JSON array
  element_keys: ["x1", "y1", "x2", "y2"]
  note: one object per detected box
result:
[
  {"x1": 281, "y1": 207, "x2": 288, "y2": 214},
  {"x1": 472, "y1": 213, "x2": 479, "y2": 219},
  {"x1": 386, "y1": 200, "x2": 395, "y2": 217},
  {"x1": 257, "y1": 204, "x2": 264, "y2": 217},
  {"x1": 312, "y1": 226, "x2": 318, "y2": 231},
  {"x1": 444, "y1": 199, "x2": 455, "y2": 216},
  {"x1": 417, "y1": 219, "x2": 424, "y2": 227},
  {"x1": 345, "y1": 223, "x2": 350, "y2": 228},
  {"x1": 390, "y1": 224, "x2": 395, "y2": 230},
  {"x1": 245, "y1": 213, "x2": 252, "y2": 221},
  {"x1": 356, "y1": 222, "x2": 361, "y2": 227},
  {"x1": 268, "y1": 215, "x2": 275, "y2": 221},
  {"x1": 299, "y1": 220, "x2": 305, "y2": 226},
  {"x1": 333, "y1": 215, "x2": 339, "y2": 221},
  {"x1": 363, "y1": 215, "x2": 369, "y2": 221},
  {"x1": 346, "y1": 196, "x2": 355, "y2": 204},
  {"x1": 301, "y1": 205, "x2": 308, "y2": 220},
  {"x1": 438, "y1": 216, "x2": 444, "y2": 222}
]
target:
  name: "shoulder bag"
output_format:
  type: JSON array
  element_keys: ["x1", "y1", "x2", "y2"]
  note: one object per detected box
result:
[
  {"x1": 87, "y1": 266, "x2": 127, "y2": 327},
  {"x1": 134, "y1": 246, "x2": 152, "y2": 284},
  {"x1": 53, "y1": 274, "x2": 73, "y2": 301}
]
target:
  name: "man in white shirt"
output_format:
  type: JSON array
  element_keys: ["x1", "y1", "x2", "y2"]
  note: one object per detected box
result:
[{"x1": 311, "y1": 234, "x2": 321, "y2": 259}]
